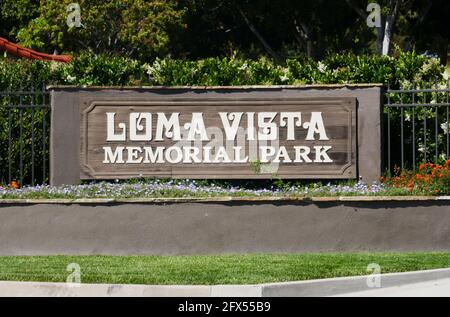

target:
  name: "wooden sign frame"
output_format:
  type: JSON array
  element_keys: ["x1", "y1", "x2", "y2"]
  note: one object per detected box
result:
[{"x1": 79, "y1": 97, "x2": 357, "y2": 179}]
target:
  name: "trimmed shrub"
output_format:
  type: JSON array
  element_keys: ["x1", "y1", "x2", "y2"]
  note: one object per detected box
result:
[{"x1": 0, "y1": 50, "x2": 446, "y2": 89}]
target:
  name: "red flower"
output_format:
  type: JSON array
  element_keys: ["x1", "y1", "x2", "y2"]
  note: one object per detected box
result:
[{"x1": 10, "y1": 180, "x2": 19, "y2": 189}]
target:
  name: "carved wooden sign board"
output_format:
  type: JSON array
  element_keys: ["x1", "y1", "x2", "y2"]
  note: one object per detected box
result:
[{"x1": 79, "y1": 96, "x2": 357, "y2": 179}]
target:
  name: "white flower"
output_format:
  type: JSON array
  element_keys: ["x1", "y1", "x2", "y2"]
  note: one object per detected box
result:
[
  {"x1": 66, "y1": 75, "x2": 76, "y2": 83},
  {"x1": 441, "y1": 122, "x2": 449, "y2": 134},
  {"x1": 238, "y1": 63, "x2": 248, "y2": 71},
  {"x1": 405, "y1": 113, "x2": 411, "y2": 122},
  {"x1": 144, "y1": 64, "x2": 155, "y2": 76},
  {"x1": 443, "y1": 70, "x2": 449, "y2": 81},
  {"x1": 146, "y1": 59, "x2": 164, "y2": 76},
  {"x1": 279, "y1": 74, "x2": 289, "y2": 82},
  {"x1": 318, "y1": 62, "x2": 327, "y2": 73},
  {"x1": 50, "y1": 61, "x2": 60, "y2": 72},
  {"x1": 279, "y1": 68, "x2": 289, "y2": 82},
  {"x1": 413, "y1": 73, "x2": 422, "y2": 83},
  {"x1": 400, "y1": 79, "x2": 412, "y2": 89}
]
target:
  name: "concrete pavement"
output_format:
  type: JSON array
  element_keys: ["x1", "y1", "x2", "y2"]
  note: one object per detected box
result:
[
  {"x1": 0, "y1": 268, "x2": 449, "y2": 297},
  {"x1": 335, "y1": 278, "x2": 450, "y2": 297}
]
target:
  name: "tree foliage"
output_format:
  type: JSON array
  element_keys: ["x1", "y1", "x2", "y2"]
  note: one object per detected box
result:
[
  {"x1": 0, "y1": 0, "x2": 448, "y2": 62},
  {"x1": 176, "y1": 0, "x2": 448, "y2": 62},
  {"x1": 15, "y1": 0, "x2": 184, "y2": 60},
  {"x1": 0, "y1": 0, "x2": 40, "y2": 38}
]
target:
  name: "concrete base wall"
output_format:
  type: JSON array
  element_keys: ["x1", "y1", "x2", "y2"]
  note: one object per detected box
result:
[{"x1": 0, "y1": 200, "x2": 449, "y2": 255}]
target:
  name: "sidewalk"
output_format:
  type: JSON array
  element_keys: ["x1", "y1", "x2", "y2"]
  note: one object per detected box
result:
[
  {"x1": 0, "y1": 268, "x2": 449, "y2": 297},
  {"x1": 335, "y1": 278, "x2": 450, "y2": 297}
]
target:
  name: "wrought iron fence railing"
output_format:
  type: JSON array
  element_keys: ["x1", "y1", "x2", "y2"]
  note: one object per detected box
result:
[
  {"x1": 0, "y1": 85, "x2": 50, "y2": 186},
  {"x1": 385, "y1": 80, "x2": 450, "y2": 173}
]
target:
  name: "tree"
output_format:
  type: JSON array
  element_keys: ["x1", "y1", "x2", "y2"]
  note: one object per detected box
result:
[
  {"x1": 345, "y1": 0, "x2": 449, "y2": 59},
  {"x1": 381, "y1": 0, "x2": 401, "y2": 55},
  {"x1": 15, "y1": 0, "x2": 184, "y2": 60},
  {"x1": 346, "y1": 0, "x2": 402, "y2": 55},
  {"x1": 177, "y1": 0, "x2": 363, "y2": 60},
  {"x1": 0, "y1": 0, "x2": 40, "y2": 39},
  {"x1": 2, "y1": 0, "x2": 447, "y2": 62},
  {"x1": 410, "y1": 0, "x2": 450, "y2": 64}
]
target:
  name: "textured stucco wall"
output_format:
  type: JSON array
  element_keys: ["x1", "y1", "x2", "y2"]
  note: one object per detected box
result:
[{"x1": 0, "y1": 200, "x2": 448, "y2": 255}]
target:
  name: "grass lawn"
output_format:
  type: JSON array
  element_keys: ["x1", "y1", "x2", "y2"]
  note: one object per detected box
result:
[{"x1": 0, "y1": 253, "x2": 449, "y2": 285}]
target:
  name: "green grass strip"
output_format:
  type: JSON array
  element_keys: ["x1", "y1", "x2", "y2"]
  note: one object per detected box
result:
[{"x1": 0, "y1": 253, "x2": 449, "y2": 285}]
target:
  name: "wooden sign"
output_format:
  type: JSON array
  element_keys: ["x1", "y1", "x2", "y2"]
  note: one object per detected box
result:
[{"x1": 79, "y1": 96, "x2": 357, "y2": 179}]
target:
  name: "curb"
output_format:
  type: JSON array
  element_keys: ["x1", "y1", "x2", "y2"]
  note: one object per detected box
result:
[
  {"x1": 1, "y1": 268, "x2": 449, "y2": 297},
  {"x1": 0, "y1": 195, "x2": 449, "y2": 205},
  {"x1": 261, "y1": 268, "x2": 450, "y2": 297}
]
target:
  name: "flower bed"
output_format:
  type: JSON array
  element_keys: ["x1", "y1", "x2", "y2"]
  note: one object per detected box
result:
[
  {"x1": 382, "y1": 160, "x2": 450, "y2": 195},
  {"x1": 2, "y1": 160, "x2": 449, "y2": 200},
  {"x1": 0, "y1": 179, "x2": 409, "y2": 200}
]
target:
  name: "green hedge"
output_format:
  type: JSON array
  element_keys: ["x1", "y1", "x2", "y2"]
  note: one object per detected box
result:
[
  {"x1": 0, "y1": 53, "x2": 143, "y2": 90},
  {"x1": 145, "y1": 52, "x2": 445, "y2": 86},
  {"x1": 0, "y1": 51, "x2": 446, "y2": 89}
]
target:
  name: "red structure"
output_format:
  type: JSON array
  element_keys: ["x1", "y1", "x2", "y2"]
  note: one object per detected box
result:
[{"x1": 0, "y1": 37, "x2": 71, "y2": 63}]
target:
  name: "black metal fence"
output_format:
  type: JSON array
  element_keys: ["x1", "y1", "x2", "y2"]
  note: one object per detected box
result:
[
  {"x1": 0, "y1": 85, "x2": 50, "y2": 186},
  {"x1": 385, "y1": 80, "x2": 450, "y2": 172}
]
